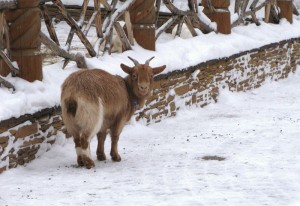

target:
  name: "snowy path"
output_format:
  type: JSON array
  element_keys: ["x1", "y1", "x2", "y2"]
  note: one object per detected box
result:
[{"x1": 1, "y1": 71, "x2": 300, "y2": 206}]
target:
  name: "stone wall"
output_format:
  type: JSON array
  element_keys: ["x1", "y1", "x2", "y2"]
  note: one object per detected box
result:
[
  {"x1": 0, "y1": 37, "x2": 300, "y2": 173},
  {"x1": 136, "y1": 38, "x2": 300, "y2": 124},
  {"x1": 0, "y1": 107, "x2": 64, "y2": 173}
]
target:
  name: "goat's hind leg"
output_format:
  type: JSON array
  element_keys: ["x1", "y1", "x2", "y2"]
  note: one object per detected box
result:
[
  {"x1": 96, "y1": 130, "x2": 107, "y2": 161},
  {"x1": 80, "y1": 132, "x2": 95, "y2": 169},
  {"x1": 72, "y1": 134, "x2": 84, "y2": 167}
]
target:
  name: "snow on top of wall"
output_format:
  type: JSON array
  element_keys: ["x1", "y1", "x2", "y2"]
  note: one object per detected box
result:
[{"x1": 1, "y1": 2, "x2": 300, "y2": 121}]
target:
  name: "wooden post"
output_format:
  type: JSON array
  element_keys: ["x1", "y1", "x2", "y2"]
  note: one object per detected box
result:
[
  {"x1": 202, "y1": 0, "x2": 231, "y2": 34},
  {"x1": 1, "y1": 0, "x2": 43, "y2": 82},
  {"x1": 129, "y1": 0, "x2": 156, "y2": 51},
  {"x1": 0, "y1": 12, "x2": 4, "y2": 73},
  {"x1": 278, "y1": 0, "x2": 293, "y2": 23}
]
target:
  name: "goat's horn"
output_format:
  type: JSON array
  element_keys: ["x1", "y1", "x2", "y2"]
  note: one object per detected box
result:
[
  {"x1": 128, "y1": 56, "x2": 139, "y2": 66},
  {"x1": 145, "y1": 56, "x2": 155, "y2": 66}
]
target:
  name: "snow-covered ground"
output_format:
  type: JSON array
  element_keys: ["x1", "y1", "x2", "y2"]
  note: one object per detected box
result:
[{"x1": 1, "y1": 67, "x2": 300, "y2": 206}]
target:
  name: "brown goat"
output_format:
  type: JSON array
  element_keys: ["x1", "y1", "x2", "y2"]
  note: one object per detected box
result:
[{"x1": 61, "y1": 57, "x2": 166, "y2": 169}]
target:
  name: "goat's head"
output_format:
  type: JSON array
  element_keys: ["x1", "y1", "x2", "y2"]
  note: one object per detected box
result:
[{"x1": 120, "y1": 56, "x2": 166, "y2": 97}]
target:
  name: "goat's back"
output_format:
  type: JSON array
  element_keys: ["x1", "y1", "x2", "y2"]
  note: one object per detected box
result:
[{"x1": 61, "y1": 69, "x2": 129, "y2": 136}]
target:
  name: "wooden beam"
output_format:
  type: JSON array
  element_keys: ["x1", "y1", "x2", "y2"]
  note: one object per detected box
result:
[
  {"x1": 94, "y1": 0, "x2": 102, "y2": 38},
  {"x1": 234, "y1": 0, "x2": 241, "y2": 13},
  {"x1": 0, "y1": 76, "x2": 15, "y2": 91},
  {"x1": 0, "y1": 50, "x2": 19, "y2": 76},
  {"x1": 124, "y1": 11, "x2": 134, "y2": 45},
  {"x1": 65, "y1": 0, "x2": 90, "y2": 51},
  {"x1": 183, "y1": 15, "x2": 197, "y2": 37},
  {"x1": 40, "y1": 4, "x2": 60, "y2": 45},
  {"x1": 52, "y1": 0, "x2": 96, "y2": 57},
  {"x1": 0, "y1": 12, "x2": 4, "y2": 49},
  {"x1": 155, "y1": 0, "x2": 162, "y2": 25},
  {"x1": 175, "y1": 17, "x2": 185, "y2": 37},
  {"x1": 114, "y1": 21, "x2": 132, "y2": 51},
  {"x1": 40, "y1": 31, "x2": 87, "y2": 68},
  {"x1": 156, "y1": 16, "x2": 178, "y2": 39}
]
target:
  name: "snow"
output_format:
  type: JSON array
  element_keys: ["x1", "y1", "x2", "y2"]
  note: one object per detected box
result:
[
  {"x1": 1, "y1": 1, "x2": 300, "y2": 205},
  {"x1": 1, "y1": 67, "x2": 300, "y2": 206},
  {"x1": 1, "y1": 11, "x2": 300, "y2": 121}
]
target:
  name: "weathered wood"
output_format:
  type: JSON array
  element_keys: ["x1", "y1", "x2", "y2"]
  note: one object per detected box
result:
[
  {"x1": 232, "y1": 0, "x2": 271, "y2": 27},
  {"x1": 270, "y1": 4, "x2": 280, "y2": 23},
  {"x1": 17, "y1": 0, "x2": 40, "y2": 8},
  {"x1": 65, "y1": 0, "x2": 90, "y2": 51},
  {"x1": 100, "y1": 0, "x2": 112, "y2": 10},
  {"x1": 183, "y1": 15, "x2": 197, "y2": 37},
  {"x1": 3, "y1": 16, "x2": 10, "y2": 56},
  {"x1": 163, "y1": 0, "x2": 213, "y2": 34},
  {"x1": 163, "y1": 0, "x2": 192, "y2": 16},
  {"x1": 156, "y1": 16, "x2": 178, "y2": 39},
  {"x1": 52, "y1": 0, "x2": 96, "y2": 57},
  {"x1": 3, "y1": 3, "x2": 42, "y2": 82},
  {"x1": 202, "y1": 0, "x2": 231, "y2": 8},
  {"x1": 124, "y1": 11, "x2": 134, "y2": 45},
  {"x1": 0, "y1": 50, "x2": 19, "y2": 76},
  {"x1": 234, "y1": 0, "x2": 241, "y2": 13},
  {"x1": 278, "y1": 0, "x2": 293, "y2": 23},
  {"x1": 265, "y1": 2, "x2": 271, "y2": 22},
  {"x1": 205, "y1": 0, "x2": 215, "y2": 13},
  {"x1": 40, "y1": 31, "x2": 87, "y2": 68},
  {"x1": 233, "y1": 0, "x2": 250, "y2": 26},
  {"x1": 130, "y1": 0, "x2": 156, "y2": 50},
  {"x1": 0, "y1": 76, "x2": 15, "y2": 91},
  {"x1": 175, "y1": 16, "x2": 185, "y2": 37},
  {"x1": 40, "y1": 4, "x2": 60, "y2": 45},
  {"x1": 202, "y1": 0, "x2": 231, "y2": 34},
  {"x1": 83, "y1": 11, "x2": 98, "y2": 36},
  {"x1": 250, "y1": 0, "x2": 259, "y2": 10},
  {"x1": 241, "y1": 0, "x2": 249, "y2": 14},
  {"x1": 94, "y1": 0, "x2": 102, "y2": 37},
  {"x1": 155, "y1": 0, "x2": 162, "y2": 25},
  {"x1": 94, "y1": 0, "x2": 136, "y2": 55},
  {"x1": 188, "y1": 0, "x2": 198, "y2": 13},
  {"x1": 293, "y1": 3, "x2": 300, "y2": 15},
  {"x1": 114, "y1": 21, "x2": 132, "y2": 51},
  {"x1": 0, "y1": 12, "x2": 4, "y2": 49}
]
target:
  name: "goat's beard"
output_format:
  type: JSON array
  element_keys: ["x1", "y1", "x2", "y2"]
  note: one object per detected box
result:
[{"x1": 138, "y1": 89, "x2": 149, "y2": 97}]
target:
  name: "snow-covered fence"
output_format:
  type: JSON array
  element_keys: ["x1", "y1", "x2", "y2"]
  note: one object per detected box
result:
[{"x1": 1, "y1": 37, "x2": 300, "y2": 173}]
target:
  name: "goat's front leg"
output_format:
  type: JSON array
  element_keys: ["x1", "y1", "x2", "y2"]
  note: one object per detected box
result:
[
  {"x1": 110, "y1": 134, "x2": 121, "y2": 162},
  {"x1": 110, "y1": 121, "x2": 125, "y2": 162},
  {"x1": 96, "y1": 130, "x2": 107, "y2": 161}
]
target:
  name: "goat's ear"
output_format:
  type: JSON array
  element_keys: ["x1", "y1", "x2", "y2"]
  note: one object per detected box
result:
[
  {"x1": 152, "y1": 65, "x2": 166, "y2": 75},
  {"x1": 120, "y1": 64, "x2": 133, "y2": 75}
]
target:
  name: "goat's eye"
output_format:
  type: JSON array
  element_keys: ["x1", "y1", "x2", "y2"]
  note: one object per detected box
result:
[{"x1": 132, "y1": 73, "x2": 137, "y2": 79}]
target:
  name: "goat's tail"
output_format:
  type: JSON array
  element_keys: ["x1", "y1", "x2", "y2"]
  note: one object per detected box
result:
[{"x1": 65, "y1": 97, "x2": 77, "y2": 117}]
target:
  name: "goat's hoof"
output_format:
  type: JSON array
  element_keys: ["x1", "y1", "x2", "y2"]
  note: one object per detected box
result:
[
  {"x1": 97, "y1": 154, "x2": 106, "y2": 161},
  {"x1": 111, "y1": 154, "x2": 122, "y2": 162},
  {"x1": 82, "y1": 155, "x2": 95, "y2": 169},
  {"x1": 77, "y1": 156, "x2": 84, "y2": 167}
]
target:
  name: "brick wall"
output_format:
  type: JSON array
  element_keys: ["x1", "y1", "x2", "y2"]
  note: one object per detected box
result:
[
  {"x1": 0, "y1": 37, "x2": 299, "y2": 173},
  {"x1": 0, "y1": 107, "x2": 64, "y2": 173},
  {"x1": 136, "y1": 38, "x2": 300, "y2": 124}
]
